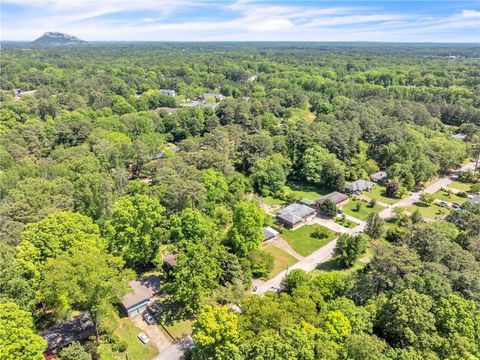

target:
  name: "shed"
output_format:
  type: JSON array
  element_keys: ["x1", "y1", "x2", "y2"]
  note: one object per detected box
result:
[
  {"x1": 263, "y1": 226, "x2": 279, "y2": 241},
  {"x1": 160, "y1": 89, "x2": 176, "y2": 96}
]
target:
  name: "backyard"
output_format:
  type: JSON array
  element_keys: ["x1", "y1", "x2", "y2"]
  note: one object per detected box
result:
[
  {"x1": 342, "y1": 198, "x2": 384, "y2": 221},
  {"x1": 262, "y1": 182, "x2": 328, "y2": 206},
  {"x1": 280, "y1": 224, "x2": 336, "y2": 257},
  {"x1": 261, "y1": 243, "x2": 298, "y2": 277}
]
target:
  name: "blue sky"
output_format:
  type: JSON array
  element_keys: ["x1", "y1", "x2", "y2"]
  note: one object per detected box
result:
[{"x1": 1, "y1": 1, "x2": 479, "y2": 42}]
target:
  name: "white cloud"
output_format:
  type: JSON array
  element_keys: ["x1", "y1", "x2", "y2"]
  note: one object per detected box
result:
[{"x1": 1, "y1": 0, "x2": 479, "y2": 42}]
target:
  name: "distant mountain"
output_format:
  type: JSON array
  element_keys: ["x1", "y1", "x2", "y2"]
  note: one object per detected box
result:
[{"x1": 32, "y1": 32, "x2": 87, "y2": 46}]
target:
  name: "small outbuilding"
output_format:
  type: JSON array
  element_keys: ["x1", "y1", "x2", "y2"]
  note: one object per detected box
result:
[
  {"x1": 345, "y1": 179, "x2": 375, "y2": 193},
  {"x1": 370, "y1": 171, "x2": 388, "y2": 184},
  {"x1": 263, "y1": 226, "x2": 279, "y2": 241},
  {"x1": 120, "y1": 275, "x2": 161, "y2": 317}
]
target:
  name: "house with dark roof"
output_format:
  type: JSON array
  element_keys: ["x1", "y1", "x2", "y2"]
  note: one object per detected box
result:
[
  {"x1": 263, "y1": 226, "x2": 279, "y2": 241},
  {"x1": 120, "y1": 275, "x2": 161, "y2": 317},
  {"x1": 315, "y1": 192, "x2": 349, "y2": 208},
  {"x1": 277, "y1": 203, "x2": 316, "y2": 229},
  {"x1": 370, "y1": 171, "x2": 388, "y2": 184},
  {"x1": 160, "y1": 89, "x2": 177, "y2": 96},
  {"x1": 345, "y1": 179, "x2": 375, "y2": 193},
  {"x1": 40, "y1": 313, "x2": 95, "y2": 356}
]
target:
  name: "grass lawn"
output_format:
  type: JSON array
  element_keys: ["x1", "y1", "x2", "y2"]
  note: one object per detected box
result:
[
  {"x1": 447, "y1": 180, "x2": 473, "y2": 192},
  {"x1": 160, "y1": 319, "x2": 193, "y2": 342},
  {"x1": 342, "y1": 198, "x2": 384, "y2": 221},
  {"x1": 262, "y1": 243, "x2": 298, "y2": 277},
  {"x1": 115, "y1": 318, "x2": 158, "y2": 360},
  {"x1": 364, "y1": 185, "x2": 404, "y2": 205},
  {"x1": 406, "y1": 202, "x2": 450, "y2": 220},
  {"x1": 285, "y1": 181, "x2": 329, "y2": 200},
  {"x1": 432, "y1": 190, "x2": 468, "y2": 204},
  {"x1": 334, "y1": 216, "x2": 357, "y2": 229},
  {"x1": 280, "y1": 224, "x2": 336, "y2": 257}
]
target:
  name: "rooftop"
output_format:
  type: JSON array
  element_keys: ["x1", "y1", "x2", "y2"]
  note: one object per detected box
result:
[
  {"x1": 263, "y1": 226, "x2": 279, "y2": 240},
  {"x1": 40, "y1": 313, "x2": 94, "y2": 352},
  {"x1": 121, "y1": 274, "x2": 161, "y2": 309},
  {"x1": 346, "y1": 179, "x2": 375, "y2": 192},
  {"x1": 316, "y1": 191, "x2": 348, "y2": 205},
  {"x1": 277, "y1": 203, "x2": 315, "y2": 224},
  {"x1": 370, "y1": 171, "x2": 387, "y2": 182},
  {"x1": 163, "y1": 253, "x2": 177, "y2": 267}
]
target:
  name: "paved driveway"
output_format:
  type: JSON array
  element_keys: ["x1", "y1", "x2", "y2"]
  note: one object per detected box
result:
[{"x1": 131, "y1": 316, "x2": 172, "y2": 354}]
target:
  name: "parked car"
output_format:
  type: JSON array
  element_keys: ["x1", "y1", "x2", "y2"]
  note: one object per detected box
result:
[
  {"x1": 439, "y1": 201, "x2": 448, "y2": 207},
  {"x1": 143, "y1": 311, "x2": 156, "y2": 325},
  {"x1": 353, "y1": 190, "x2": 362, "y2": 196},
  {"x1": 138, "y1": 332, "x2": 150, "y2": 344},
  {"x1": 452, "y1": 203, "x2": 461, "y2": 209}
]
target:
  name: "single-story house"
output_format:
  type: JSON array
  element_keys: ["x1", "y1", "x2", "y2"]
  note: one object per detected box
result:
[
  {"x1": 120, "y1": 275, "x2": 161, "y2": 317},
  {"x1": 263, "y1": 226, "x2": 280, "y2": 241},
  {"x1": 370, "y1": 171, "x2": 388, "y2": 184},
  {"x1": 315, "y1": 192, "x2": 349, "y2": 208},
  {"x1": 472, "y1": 194, "x2": 480, "y2": 204},
  {"x1": 345, "y1": 179, "x2": 375, "y2": 193},
  {"x1": 40, "y1": 313, "x2": 95, "y2": 356},
  {"x1": 277, "y1": 203, "x2": 316, "y2": 229},
  {"x1": 160, "y1": 89, "x2": 177, "y2": 96}
]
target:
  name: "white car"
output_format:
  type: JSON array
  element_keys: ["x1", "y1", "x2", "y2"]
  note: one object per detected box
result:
[{"x1": 138, "y1": 332, "x2": 150, "y2": 344}]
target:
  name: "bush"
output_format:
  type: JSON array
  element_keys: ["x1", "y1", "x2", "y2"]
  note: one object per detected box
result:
[
  {"x1": 386, "y1": 180, "x2": 400, "y2": 198},
  {"x1": 457, "y1": 191, "x2": 468, "y2": 198},
  {"x1": 312, "y1": 229, "x2": 328, "y2": 239},
  {"x1": 369, "y1": 199, "x2": 377, "y2": 208},
  {"x1": 354, "y1": 202, "x2": 363, "y2": 212}
]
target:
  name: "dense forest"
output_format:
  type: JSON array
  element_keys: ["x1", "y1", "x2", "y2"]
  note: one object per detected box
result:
[{"x1": 0, "y1": 42, "x2": 479, "y2": 360}]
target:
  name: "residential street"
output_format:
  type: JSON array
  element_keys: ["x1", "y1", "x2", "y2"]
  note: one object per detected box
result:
[{"x1": 255, "y1": 161, "x2": 476, "y2": 296}]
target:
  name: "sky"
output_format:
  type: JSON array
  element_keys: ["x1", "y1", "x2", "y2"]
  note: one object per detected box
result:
[{"x1": 1, "y1": 0, "x2": 479, "y2": 42}]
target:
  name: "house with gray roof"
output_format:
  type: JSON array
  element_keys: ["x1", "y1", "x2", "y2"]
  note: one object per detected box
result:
[
  {"x1": 345, "y1": 179, "x2": 375, "y2": 193},
  {"x1": 277, "y1": 203, "x2": 316, "y2": 229},
  {"x1": 120, "y1": 275, "x2": 161, "y2": 317},
  {"x1": 315, "y1": 192, "x2": 349, "y2": 208},
  {"x1": 472, "y1": 194, "x2": 480, "y2": 204}
]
